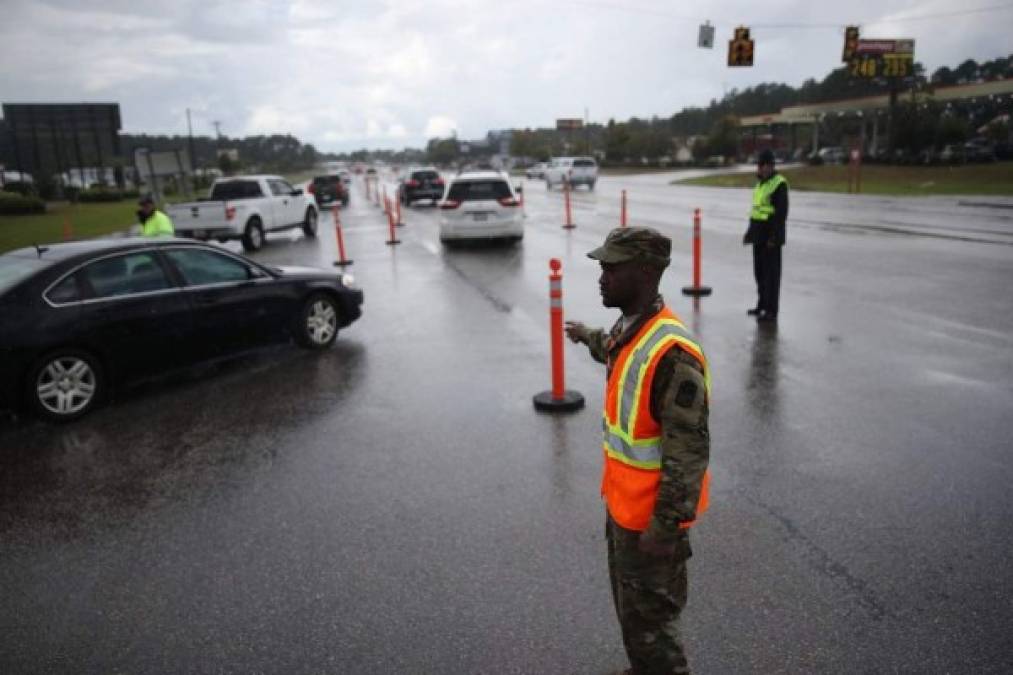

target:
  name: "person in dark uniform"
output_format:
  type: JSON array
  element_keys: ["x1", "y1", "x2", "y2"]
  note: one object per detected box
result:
[{"x1": 743, "y1": 149, "x2": 789, "y2": 322}]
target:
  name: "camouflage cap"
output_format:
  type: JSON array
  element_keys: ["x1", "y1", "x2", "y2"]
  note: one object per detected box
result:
[{"x1": 587, "y1": 226, "x2": 671, "y2": 269}]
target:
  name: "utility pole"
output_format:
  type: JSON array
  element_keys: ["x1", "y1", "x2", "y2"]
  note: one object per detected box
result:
[
  {"x1": 186, "y1": 108, "x2": 196, "y2": 193},
  {"x1": 212, "y1": 120, "x2": 222, "y2": 145},
  {"x1": 584, "y1": 107, "x2": 590, "y2": 155}
]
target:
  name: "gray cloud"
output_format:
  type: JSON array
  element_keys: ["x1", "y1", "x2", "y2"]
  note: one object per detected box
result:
[{"x1": 1, "y1": 0, "x2": 1009, "y2": 151}]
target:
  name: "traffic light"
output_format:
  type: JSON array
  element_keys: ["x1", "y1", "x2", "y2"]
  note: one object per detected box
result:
[
  {"x1": 842, "y1": 26, "x2": 860, "y2": 62},
  {"x1": 728, "y1": 27, "x2": 754, "y2": 67}
]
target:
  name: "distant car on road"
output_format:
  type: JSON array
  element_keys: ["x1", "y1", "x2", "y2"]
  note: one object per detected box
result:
[
  {"x1": 398, "y1": 167, "x2": 445, "y2": 206},
  {"x1": 165, "y1": 175, "x2": 318, "y2": 253},
  {"x1": 544, "y1": 157, "x2": 598, "y2": 190},
  {"x1": 963, "y1": 138, "x2": 996, "y2": 163},
  {"x1": 0, "y1": 239, "x2": 363, "y2": 422},
  {"x1": 438, "y1": 171, "x2": 523, "y2": 244},
  {"x1": 309, "y1": 174, "x2": 350, "y2": 209},
  {"x1": 817, "y1": 147, "x2": 847, "y2": 164},
  {"x1": 525, "y1": 162, "x2": 549, "y2": 179},
  {"x1": 939, "y1": 144, "x2": 967, "y2": 164}
]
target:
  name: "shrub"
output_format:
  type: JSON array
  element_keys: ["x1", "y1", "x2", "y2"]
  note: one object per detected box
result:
[
  {"x1": 1, "y1": 181, "x2": 36, "y2": 197},
  {"x1": 78, "y1": 188, "x2": 126, "y2": 203},
  {"x1": 0, "y1": 190, "x2": 46, "y2": 215}
]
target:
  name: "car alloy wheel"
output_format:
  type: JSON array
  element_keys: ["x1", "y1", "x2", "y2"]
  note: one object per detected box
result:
[
  {"x1": 304, "y1": 296, "x2": 338, "y2": 347},
  {"x1": 35, "y1": 354, "x2": 98, "y2": 418}
]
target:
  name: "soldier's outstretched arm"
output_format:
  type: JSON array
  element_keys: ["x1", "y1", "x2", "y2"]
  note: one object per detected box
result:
[
  {"x1": 646, "y1": 351, "x2": 710, "y2": 544},
  {"x1": 564, "y1": 321, "x2": 608, "y2": 364}
]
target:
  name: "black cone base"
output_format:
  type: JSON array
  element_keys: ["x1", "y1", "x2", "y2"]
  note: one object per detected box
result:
[
  {"x1": 333, "y1": 260, "x2": 354, "y2": 266},
  {"x1": 682, "y1": 286, "x2": 712, "y2": 297},
  {"x1": 533, "y1": 390, "x2": 585, "y2": 413}
]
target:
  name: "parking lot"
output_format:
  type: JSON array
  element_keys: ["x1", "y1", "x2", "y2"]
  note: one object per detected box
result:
[{"x1": 2, "y1": 170, "x2": 1013, "y2": 673}]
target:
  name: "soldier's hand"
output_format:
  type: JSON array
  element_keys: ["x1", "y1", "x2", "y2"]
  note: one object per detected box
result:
[
  {"x1": 564, "y1": 321, "x2": 588, "y2": 344},
  {"x1": 637, "y1": 531, "x2": 676, "y2": 558}
]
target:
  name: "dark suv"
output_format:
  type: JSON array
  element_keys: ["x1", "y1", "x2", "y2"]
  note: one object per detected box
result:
[
  {"x1": 399, "y1": 168, "x2": 444, "y2": 206},
  {"x1": 309, "y1": 174, "x2": 349, "y2": 208}
]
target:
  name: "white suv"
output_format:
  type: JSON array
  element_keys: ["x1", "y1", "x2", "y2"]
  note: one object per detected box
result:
[
  {"x1": 438, "y1": 171, "x2": 524, "y2": 244},
  {"x1": 544, "y1": 156, "x2": 598, "y2": 190}
]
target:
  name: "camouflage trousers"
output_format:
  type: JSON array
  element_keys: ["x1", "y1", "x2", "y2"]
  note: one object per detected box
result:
[{"x1": 606, "y1": 515, "x2": 692, "y2": 675}]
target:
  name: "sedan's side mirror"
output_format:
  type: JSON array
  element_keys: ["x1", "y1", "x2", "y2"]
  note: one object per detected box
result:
[{"x1": 248, "y1": 266, "x2": 268, "y2": 279}]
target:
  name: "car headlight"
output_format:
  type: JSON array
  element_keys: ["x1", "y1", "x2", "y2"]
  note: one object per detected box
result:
[{"x1": 341, "y1": 273, "x2": 356, "y2": 287}]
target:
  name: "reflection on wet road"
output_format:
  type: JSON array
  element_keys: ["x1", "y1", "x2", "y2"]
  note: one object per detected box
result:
[{"x1": 2, "y1": 171, "x2": 1012, "y2": 673}]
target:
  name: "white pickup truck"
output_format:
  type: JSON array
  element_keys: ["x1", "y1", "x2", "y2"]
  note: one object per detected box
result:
[
  {"x1": 166, "y1": 175, "x2": 319, "y2": 252},
  {"x1": 544, "y1": 156, "x2": 599, "y2": 191}
]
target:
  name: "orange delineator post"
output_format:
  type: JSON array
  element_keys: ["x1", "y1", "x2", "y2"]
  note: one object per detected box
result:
[
  {"x1": 331, "y1": 205, "x2": 353, "y2": 266},
  {"x1": 620, "y1": 190, "x2": 628, "y2": 227},
  {"x1": 532, "y1": 259, "x2": 584, "y2": 412},
  {"x1": 385, "y1": 196, "x2": 401, "y2": 246},
  {"x1": 395, "y1": 191, "x2": 404, "y2": 226},
  {"x1": 681, "y1": 208, "x2": 713, "y2": 297},
  {"x1": 562, "y1": 181, "x2": 575, "y2": 229},
  {"x1": 365, "y1": 178, "x2": 372, "y2": 201}
]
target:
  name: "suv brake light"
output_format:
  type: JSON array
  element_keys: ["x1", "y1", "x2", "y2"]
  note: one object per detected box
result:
[
  {"x1": 406, "y1": 179, "x2": 420, "y2": 188},
  {"x1": 439, "y1": 200, "x2": 461, "y2": 210},
  {"x1": 498, "y1": 197, "x2": 520, "y2": 207},
  {"x1": 225, "y1": 204, "x2": 236, "y2": 221},
  {"x1": 434, "y1": 178, "x2": 444, "y2": 185},
  {"x1": 308, "y1": 183, "x2": 316, "y2": 193}
]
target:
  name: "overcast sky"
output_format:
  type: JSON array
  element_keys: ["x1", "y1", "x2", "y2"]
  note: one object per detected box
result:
[{"x1": 1, "y1": 0, "x2": 1010, "y2": 152}]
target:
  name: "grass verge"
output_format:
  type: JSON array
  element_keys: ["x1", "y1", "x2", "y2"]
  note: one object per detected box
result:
[
  {"x1": 673, "y1": 162, "x2": 1013, "y2": 196},
  {"x1": 0, "y1": 201, "x2": 137, "y2": 254}
]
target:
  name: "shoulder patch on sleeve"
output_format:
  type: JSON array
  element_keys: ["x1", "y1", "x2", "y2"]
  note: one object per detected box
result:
[{"x1": 675, "y1": 380, "x2": 698, "y2": 408}]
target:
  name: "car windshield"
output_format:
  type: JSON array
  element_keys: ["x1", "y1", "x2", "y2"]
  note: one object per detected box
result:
[
  {"x1": 313, "y1": 176, "x2": 341, "y2": 186},
  {"x1": 211, "y1": 180, "x2": 263, "y2": 200},
  {"x1": 574, "y1": 159, "x2": 596, "y2": 167},
  {"x1": 0, "y1": 253, "x2": 51, "y2": 294},
  {"x1": 447, "y1": 180, "x2": 511, "y2": 201},
  {"x1": 413, "y1": 171, "x2": 439, "y2": 181}
]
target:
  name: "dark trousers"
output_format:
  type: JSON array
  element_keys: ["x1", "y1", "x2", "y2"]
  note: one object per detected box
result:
[
  {"x1": 606, "y1": 515, "x2": 691, "y2": 674},
  {"x1": 752, "y1": 244, "x2": 782, "y2": 316}
]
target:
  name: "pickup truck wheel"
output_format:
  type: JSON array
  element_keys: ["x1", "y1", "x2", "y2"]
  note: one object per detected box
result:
[
  {"x1": 242, "y1": 218, "x2": 265, "y2": 252},
  {"x1": 295, "y1": 293, "x2": 340, "y2": 349},
  {"x1": 27, "y1": 349, "x2": 103, "y2": 422},
  {"x1": 302, "y1": 207, "x2": 318, "y2": 238},
  {"x1": 588, "y1": 181, "x2": 596, "y2": 191}
]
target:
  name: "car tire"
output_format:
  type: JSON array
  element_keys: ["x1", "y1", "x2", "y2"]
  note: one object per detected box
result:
[
  {"x1": 242, "y1": 217, "x2": 265, "y2": 252},
  {"x1": 26, "y1": 349, "x2": 103, "y2": 422},
  {"x1": 295, "y1": 293, "x2": 340, "y2": 349},
  {"x1": 302, "y1": 207, "x2": 318, "y2": 238},
  {"x1": 588, "y1": 181, "x2": 596, "y2": 191}
]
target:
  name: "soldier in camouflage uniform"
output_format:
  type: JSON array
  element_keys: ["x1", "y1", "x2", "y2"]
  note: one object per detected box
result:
[{"x1": 565, "y1": 227, "x2": 711, "y2": 675}]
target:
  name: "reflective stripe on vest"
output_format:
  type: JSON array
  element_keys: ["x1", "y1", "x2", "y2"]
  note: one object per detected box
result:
[
  {"x1": 750, "y1": 174, "x2": 787, "y2": 222},
  {"x1": 604, "y1": 318, "x2": 710, "y2": 470}
]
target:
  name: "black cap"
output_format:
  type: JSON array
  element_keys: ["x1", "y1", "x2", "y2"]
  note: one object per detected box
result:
[
  {"x1": 757, "y1": 149, "x2": 775, "y2": 166},
  {"x1": 138, "y1": 193, "x2": 155, "y2": 205}
]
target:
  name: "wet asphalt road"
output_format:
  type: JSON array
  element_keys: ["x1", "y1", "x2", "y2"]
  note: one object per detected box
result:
[{"x1": 2, "y1": 169, "x2": 1013, "y2": 674}]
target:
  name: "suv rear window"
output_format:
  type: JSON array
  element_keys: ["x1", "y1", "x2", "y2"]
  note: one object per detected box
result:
[
  {"x1": 574, "y1": 159, "x2": 596, "y2": 167},
  {"x1": 447, "y1": 180, "x2": 512, "y2": 201},
  {"x1": 211, "y1": 180, "x2": 263, "y2": 200},
  {"x1": 412, "y1": 171, "x2": 439, "y2": 181},
  {"x1": 313, "y1": 176, "x2": 342, "y2": 186}
]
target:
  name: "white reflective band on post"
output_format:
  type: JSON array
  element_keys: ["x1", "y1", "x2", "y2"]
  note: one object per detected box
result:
[
  {"x1": 550, "y1": 299, "x2": 563, "y2": 308},
  {"x1": 549, "y1": 279, "x2": 562, "y2": 291},
  {"x1": 603, "y1": 428, "x2": 662, "y2": 468}
]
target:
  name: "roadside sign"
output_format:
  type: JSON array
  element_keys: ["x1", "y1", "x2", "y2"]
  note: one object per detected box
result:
[
  {"x1": 842, "y1": 26, "x2": 860, "y2": 62},
  {"x1": 698, "y1": 22, "x2": 715, "y2": 49},
  {"x1": 556, "y1": 118, "x2": 583, "y2": 131},
  {"x1": 848, "y1": 39, "x2": 915, "y2": 79}
]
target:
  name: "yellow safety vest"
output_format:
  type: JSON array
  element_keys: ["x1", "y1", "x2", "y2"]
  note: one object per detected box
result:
[
  {"x1": 750, "y1": 174, "x2": 787, "y2": 222},
  {"x1": 142, "y1": 210, "x2": 175, "y2": 237}
]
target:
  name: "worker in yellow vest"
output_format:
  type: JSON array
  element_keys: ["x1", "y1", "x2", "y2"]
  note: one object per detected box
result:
[
  {"x1": 137, "y1": 194, "x2": 175, "y2": 237},
  {"x1": 743, "y1": 148, "x2": 789, "y2": 322},
  {"x1": 565, "y1": 226, "x2": 711, "y2": 675}
]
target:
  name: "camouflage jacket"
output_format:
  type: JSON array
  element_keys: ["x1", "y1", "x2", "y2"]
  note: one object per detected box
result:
[{"x1": 581, "y1": 296, "x2": 710, "y2": 544}]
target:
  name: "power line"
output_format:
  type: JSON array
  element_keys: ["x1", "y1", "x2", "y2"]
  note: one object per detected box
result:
[{"x1": 563, "y1": 0, "x2": 1013, "y2": 31}]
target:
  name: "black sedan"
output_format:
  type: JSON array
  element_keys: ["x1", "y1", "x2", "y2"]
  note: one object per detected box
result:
[{"x1": 0, "y1": 238, "x2": 363, "y2": 421}]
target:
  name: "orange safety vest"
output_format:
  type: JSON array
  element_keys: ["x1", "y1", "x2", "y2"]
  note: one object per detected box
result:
[{"x1": 601, "y1": 306, "x2": 711, "y2": 531}]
